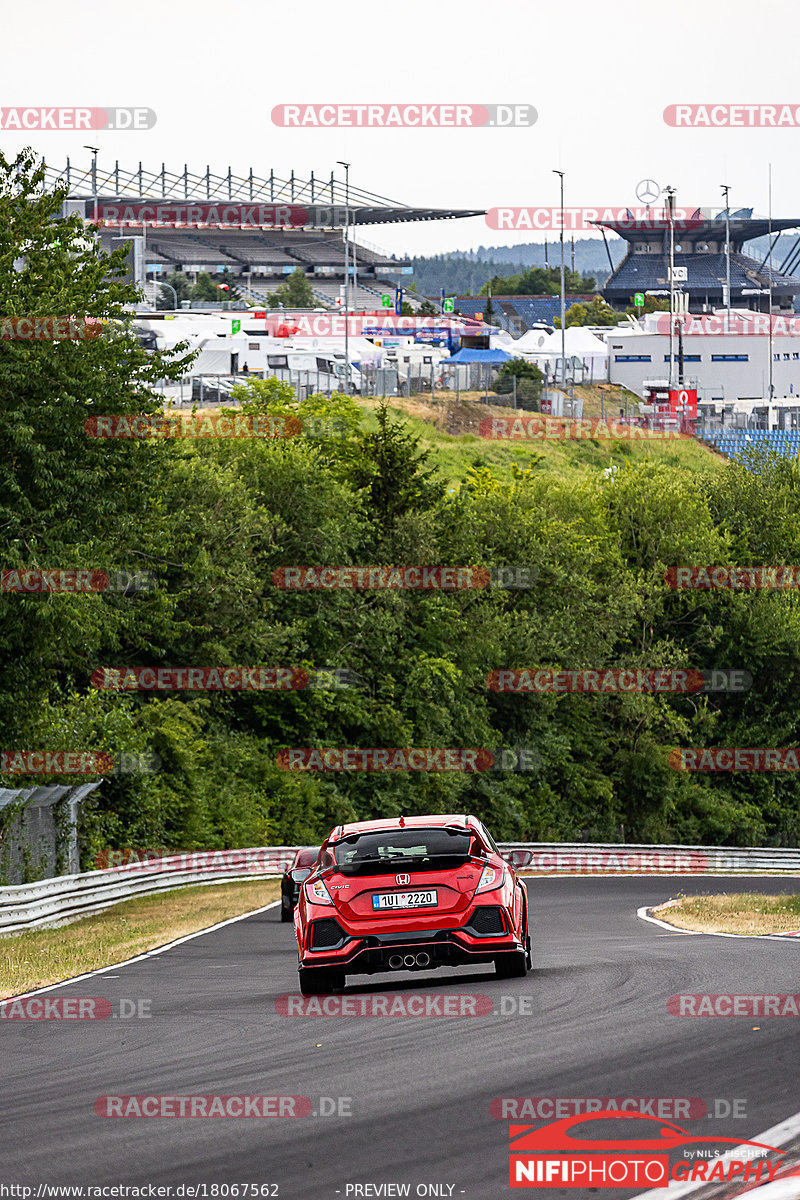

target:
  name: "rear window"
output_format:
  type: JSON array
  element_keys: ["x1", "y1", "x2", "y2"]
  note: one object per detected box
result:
[
  {"x1": 333, "y1": 827, "x2": 472, "y2": 875},
  {"x1": 294, "y1": 848, "x2": 319, "y2": 868}
]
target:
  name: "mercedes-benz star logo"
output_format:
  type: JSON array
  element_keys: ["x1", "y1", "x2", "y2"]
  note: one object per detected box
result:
[
  {"x1": 636, "y1": 179, "x2": 662, "y2": 205},
  {"x1": 396, "y1": 874, "x2": 411, "y2": 886}
]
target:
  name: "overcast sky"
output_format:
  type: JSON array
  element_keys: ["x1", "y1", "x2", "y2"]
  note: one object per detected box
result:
[{"x1": 2, "y1": 0, "x2": 797, "y2": 259}]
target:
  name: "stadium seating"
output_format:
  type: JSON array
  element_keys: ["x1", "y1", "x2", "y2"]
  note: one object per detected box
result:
[
  {"x1": 451, "y1": 295, "x2": 590, "y2": 329},
  {"x1": 700, "y1": 427, "x2": 800, "y2": 462},
  {"x1": 606, "y1": 252, "x2": 799, "y2": 298}
]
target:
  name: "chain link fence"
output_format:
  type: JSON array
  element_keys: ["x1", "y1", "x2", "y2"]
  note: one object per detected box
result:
[
  {"x1": 161, "y1": 367, "x2": 546, "y2": 408},
  {"x1": 0, "y1": 784, "x2": 101, "y2": 885}
]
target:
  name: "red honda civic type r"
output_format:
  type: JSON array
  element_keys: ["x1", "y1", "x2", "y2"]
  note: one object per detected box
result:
[{"x1": 293, "y1": 814, "x2": 531, "y2": 994}]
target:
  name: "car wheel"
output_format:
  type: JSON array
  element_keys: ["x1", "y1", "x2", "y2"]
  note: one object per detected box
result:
[
  {"x1": 280, "y1": 900, "x2": 293, "y2": 923},
  {"x1": 298, "y1": 967, "x2": 345, "y2": 995},
  {"x1": 495, "y1": 949, "x2": 529, "y2": 979}
]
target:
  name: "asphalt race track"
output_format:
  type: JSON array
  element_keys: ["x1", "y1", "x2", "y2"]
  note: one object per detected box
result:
[{"x1": 2, "y1": 876, "x2": 799, "y2": 1199}]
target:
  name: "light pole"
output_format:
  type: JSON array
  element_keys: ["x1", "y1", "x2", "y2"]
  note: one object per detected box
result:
[
  {"x1": 158, "y1": 280, "x2": 178, "y2": 309},
  {"x1": 768, "y1": 164, "x2": 774, "y2": 404},
  {"x1": 83, "y1": 145, "x2": 99, "y2": 223},
  {"x1": 337, "y1": 160, "x2": 351, "y2": 394},
  {"x1": 111, "y1": 233, "x2": 147, "y2": 303},
  {"x1": 721, "y1": 183, "x2": 732, "y2": 332},
  {"x1": 665, "y1": 185, "x2": 676, "y2": 388},
  {"x1": 553, "y1": 170, "x2": 566, "y2": 405}
]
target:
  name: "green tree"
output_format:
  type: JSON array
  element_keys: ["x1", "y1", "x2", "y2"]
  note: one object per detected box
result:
[
  {"x1": 554, "y1": 297, "x2": 622, "y2": 327},
  {"x1": 481, "y1": 266, "x2": 595, "y2": 297},
  {"x1": 191, "y1": 271, "x2": 222, "y2": 302},
  {"x1": 338, "y1": 402, "x2": 444, "y2": 529},
  {"x1": 623, "y1": 295, "x2": 670, "y2": 317},
  {"x1": 156, "y1": 271, "x2": 192, "y2": 310},
  {"x1": 493, "y1": 358, "x2": 544, "y2": 408},
  {"x1": 0, "y1": 147, "x2": 192, "y2": 738},
  {"x1": 268, "y1": 268, "x2": 315, "y2": 308},
  {"x1": 191, "y1": 269, "x2": 240, "y2": 303}
]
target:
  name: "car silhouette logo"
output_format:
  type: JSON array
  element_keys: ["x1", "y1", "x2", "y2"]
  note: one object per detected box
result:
[
  {"x1": 396, "y1": 874, "x2": 411, "y2": 886},
  {"x1": 636, "y1": 178, "x2": 661, "y2": 205},
  {"x1": 509, "y1": 1112, "x2": 785, "y2": 1155}
]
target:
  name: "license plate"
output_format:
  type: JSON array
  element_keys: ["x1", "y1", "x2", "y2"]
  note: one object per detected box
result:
[{"x1": 372, "y1": 889, "x2": 438, "y2": 910}]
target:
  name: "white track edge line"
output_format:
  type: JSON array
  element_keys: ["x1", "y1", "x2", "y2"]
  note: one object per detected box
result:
[
  {"x1": 637, "y1": 905, "x2": 800, "y2": 941},
  {"x1": 630, "y1": 1107, "x2": 800, "y2": 1198},
  {"x1": 0, "y1": 900, "x2": 281, "y2": 1004}
]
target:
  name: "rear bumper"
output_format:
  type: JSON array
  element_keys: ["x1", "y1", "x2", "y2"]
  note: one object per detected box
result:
[{"x1": 298, "y1": 924, "x2": 524, "y2": 974}]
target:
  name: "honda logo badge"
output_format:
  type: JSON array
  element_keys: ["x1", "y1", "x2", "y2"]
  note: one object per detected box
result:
[{"x1": 396, "y1": 874, "x2": 411, "y2": 886}]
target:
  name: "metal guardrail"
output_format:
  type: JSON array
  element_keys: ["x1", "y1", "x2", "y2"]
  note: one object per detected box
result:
[
  {"x1": 1, "y1": 842, "x2": 799, "y2": 936},
  {"x1": 499, "y1": 842, "x2": 800, "y2": 874},
  {"x1": 0, "y1": 848, "x2": 296, "y2": 935}
]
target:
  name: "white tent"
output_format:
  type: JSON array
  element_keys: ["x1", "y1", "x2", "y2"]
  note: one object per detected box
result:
[
  {"x1": 489, "y1": 331, "x2": 518, "y2": 352},
  {"x1": 561, "y1": 327, "x2": 609, "y2": 372},
  {"x1": 295, "y1": 335, "x2": 385, "y2": 366},
  {"x1": 514, "y1": 328, "x2": 553, "y2": 354}
]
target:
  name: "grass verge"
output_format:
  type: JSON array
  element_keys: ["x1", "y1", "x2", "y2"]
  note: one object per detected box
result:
[
  {"x1": 0, "y1": 879, "x2": 280, "y2": 999},
  {"x1": 652, "y1": 892, "x2": 800, "y2": 935}
]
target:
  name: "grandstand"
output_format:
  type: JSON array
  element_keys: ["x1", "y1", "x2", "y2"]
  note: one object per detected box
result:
[
  {"x1": 699, "y1": 427, "x2": 800, "y2": 460},
  {"x1": 50, "y1": 157, "x2": 483, "y2": 310},
  {"x1": 450, "y1": 295, "x2": 596, "y2": 333},
  {"x1": 598, "y1": 209, "x2": 800, "y2": 312}
]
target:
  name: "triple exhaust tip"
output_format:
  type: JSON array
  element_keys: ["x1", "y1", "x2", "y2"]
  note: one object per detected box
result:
[{"x1": 388, "y1": 952, "x2": 430, "y2": 969}]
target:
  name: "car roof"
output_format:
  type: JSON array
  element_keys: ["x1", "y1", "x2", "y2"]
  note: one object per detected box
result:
[
  {"x1": 327, "y1": 815, "x2": 478, "y2": 843},
  {"x1": 293, "y1": 847, "x2": 320, "y2": 865}
]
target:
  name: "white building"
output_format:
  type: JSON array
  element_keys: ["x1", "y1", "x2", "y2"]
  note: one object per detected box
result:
[{"x1": 607, "y1": 310, "x2": 800, "y2": 409}]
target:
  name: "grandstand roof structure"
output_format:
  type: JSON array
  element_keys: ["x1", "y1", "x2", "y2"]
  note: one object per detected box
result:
[
  {"x1": 594, "y1": 209, "x2": 800, "y2": 246},
  {"x1": 46, "y1": 158, "x2": 484, "y2": 228},
  {"x1": 597, "y1": 207, "x2": 800, "y2": 310}
]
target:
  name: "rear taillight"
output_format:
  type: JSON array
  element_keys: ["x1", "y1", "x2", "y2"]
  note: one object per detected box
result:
[
  {"x1": 305, "y1": 877, "x2": 335, "y2": 906},
  {"x1": 475, "y1": 864, "x2": 504, "y2": 894}
]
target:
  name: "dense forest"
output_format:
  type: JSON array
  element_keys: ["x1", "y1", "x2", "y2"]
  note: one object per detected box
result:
[{"x1": 3, "y1": 149, "x2": 800, "y2": 863}]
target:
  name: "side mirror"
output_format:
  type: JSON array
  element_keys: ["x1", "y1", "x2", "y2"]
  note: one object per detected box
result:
[{"x1": 291, "y1": 868, "x2": 312, "y2": 883}]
